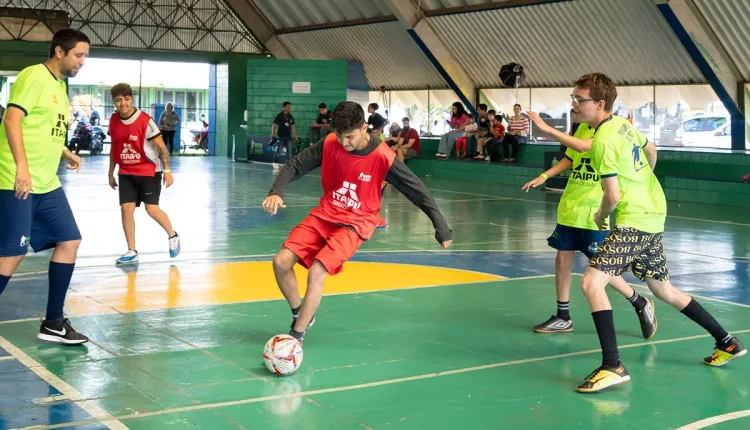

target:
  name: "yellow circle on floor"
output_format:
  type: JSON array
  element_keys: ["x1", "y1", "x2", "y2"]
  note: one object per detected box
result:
[{"x1": 67, "y1": 261, "x2": 504, "y2": 315}]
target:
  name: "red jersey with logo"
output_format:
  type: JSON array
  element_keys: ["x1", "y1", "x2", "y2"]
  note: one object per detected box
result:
[
  {"x1": 109, "y1": 109, "x2": 163, "y2": 176},
  {"x1": 309, "y1": 133, "x2": 396, "y2": 239}
]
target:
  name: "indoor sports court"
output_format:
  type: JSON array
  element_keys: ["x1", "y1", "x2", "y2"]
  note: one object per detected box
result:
[
  {"x1": 2, "y1": 0, "x2": 750, "y2": 429},
  {"x1": 1, "y1": 157, "x2": 749, "y2": 429}
]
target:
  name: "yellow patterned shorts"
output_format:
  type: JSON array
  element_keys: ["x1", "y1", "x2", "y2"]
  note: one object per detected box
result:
[{"x1": 589, "y1": 226, "x2": 669, "y2": 281}]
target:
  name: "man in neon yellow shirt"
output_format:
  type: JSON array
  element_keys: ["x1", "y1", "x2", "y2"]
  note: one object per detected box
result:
[
  {"x1": 545, "y1": 73, "x2": 745, "y2": 394},
  {"x1": 0, "y1": 29, "x2": 91, "y2": 345},
  {"x1": 522, "y1": 113, "x2": 656, "y2": 339}
]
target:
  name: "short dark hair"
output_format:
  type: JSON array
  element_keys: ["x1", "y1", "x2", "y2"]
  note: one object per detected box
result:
[
  {"x1": 49, "y1": 28, "x2": 90, "y2": 59},
  {"x1": 318, "y1": 103, "x2": 326, "y2": 109},
  {"x1": 332, "y1": 101, "x2": 365, "y2": 133},
  {"x1": 575, "y1": 72, "x2": 617, "y2": 112},
  {"x1": 478, "y1": 103, "x2": 487, "y2": 111},
  {"x1": 282, "y1": 101, "x2": 291, "y2": 107},
  {"x1": 488, "y1": 109, "x2": 496, "y2": 115},
  {"x1": 368, "y1": 103, "x2": 378, "y2": 111},
  {"x1": 513, "y1": 103, "x2": 522, "y2": 109},
  {"x1": 402, "y1": 117, "x2": 410, "y2": 122},
  {"x1": 111, "y1": 83, "x2": 133, "y2": 99}
]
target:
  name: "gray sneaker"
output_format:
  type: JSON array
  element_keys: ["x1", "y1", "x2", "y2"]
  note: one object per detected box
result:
[{"x1": 533, "y1": 315, "x2": 573, "y2": 333}]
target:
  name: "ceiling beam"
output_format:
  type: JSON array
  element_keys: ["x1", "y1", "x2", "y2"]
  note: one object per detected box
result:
[
  {"x1": 223, "y1": 0, "x2": 293, "y2": 58},
  {"x1": 655, "y1": 0, "x2": 745, "y2": 150},
  {"x1": 275, "y1": 15, "x2": 398, "y2": 35},
  {"x1": 423, "y1": 0, "x2": 571, "y2": 17}
]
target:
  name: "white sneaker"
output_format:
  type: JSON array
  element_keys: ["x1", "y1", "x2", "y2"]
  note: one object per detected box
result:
[
  {"x1": 169, "y1": 232, "x2": 181, "y2": 258},
  {"x1": 272, "y1": 163, "x2": 280, "y2": 170},
  {"x1": 116, "y1": 250, "x2": 139, "y2": 264}
]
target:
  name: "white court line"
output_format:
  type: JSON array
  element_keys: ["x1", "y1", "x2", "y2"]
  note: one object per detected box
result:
[
  {"x1": 0, "y1": 355, "x2": 16, "y2": 362},
  {"x1": 19, "y1": 327, "x2": 750, "y2": 430},
  {"x1": 9, "y1": 250, "x2": 560, "y2": 279},
  {"x1": 229, "y1": 162, "x2": 750, "y2": 228},
  {"x1": 0, "y1": 336, "x2": 128, "y2": 430},
  {"x1": 0, "y1": 318, "x2": 40, "y2": 325},
  {"x1": 676, "y1": 410, "x2": 750, "y2": 429}
]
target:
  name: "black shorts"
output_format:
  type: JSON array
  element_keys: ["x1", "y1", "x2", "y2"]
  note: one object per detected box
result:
[
  {"x1": 589, "y1": 226, "x2": 669, "y2": 281},
  {"x1": 119, "y1": 173, "x2": 162, "y2": 207}
]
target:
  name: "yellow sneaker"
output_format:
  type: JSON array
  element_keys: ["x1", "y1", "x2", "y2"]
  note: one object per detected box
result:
[
  {"x1": 703, "y1": 337, "x2": 746, "y2": 367},
  {"x1": 576, "y1": 362, "x2": 631, "y2": 393}
]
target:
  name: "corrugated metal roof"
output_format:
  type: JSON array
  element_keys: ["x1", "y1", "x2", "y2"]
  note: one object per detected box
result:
[
  {"x1": 252, "y1": 0, "x2": 393, "y2": 29},
  {"x1": 278, "y1": 21, "x2": 449, "y2": 90},
  {"x1": 694, "y1": 0, "x2": 750, "y2": 81},
  {"x1": 428, "y1": 0, "x2": 704, "y2": 87},
  {"x1": 4, "y1": 0, "x2": 262, "y2": 53}
]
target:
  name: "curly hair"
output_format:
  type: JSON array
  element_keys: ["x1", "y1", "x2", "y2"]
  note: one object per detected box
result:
[{"x1": 332, "y1": 101, "x2": 365, "y2": 133}]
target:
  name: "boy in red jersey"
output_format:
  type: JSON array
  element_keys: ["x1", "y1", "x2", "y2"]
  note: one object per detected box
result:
[
  {"x1": 107, "y1": 83, "x2": 180, "y2": 264},
  {"x1": 263, "y1": 102, "x2": 453, "y2": 343}
]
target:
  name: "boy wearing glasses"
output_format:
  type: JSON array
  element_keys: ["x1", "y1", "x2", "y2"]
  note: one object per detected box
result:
[{"x1": 528, "y1": 73, "x2": 745, "y2": 393}]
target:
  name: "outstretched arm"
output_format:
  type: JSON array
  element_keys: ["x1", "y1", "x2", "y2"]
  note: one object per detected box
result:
[
  {"x1": 268, "y1": 138, "x2": 324, "y2": 198},
  {"x1": 526, "y1": 110, "x2": 592, "y2": 152},
  {"x1": 384, "y1": 159, "x2": 452, "y2": 244}
]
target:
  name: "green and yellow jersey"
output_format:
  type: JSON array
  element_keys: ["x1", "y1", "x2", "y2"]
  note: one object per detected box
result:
[
  {"x1": 0, "y1": 64, "x2": 69, "y2": 194},
  {"x1": 590, "y1": 115, "x2": 667, "y2": 234},
  {"x1": 557, "y1": 123, "x2": 602, "y2": 230}
]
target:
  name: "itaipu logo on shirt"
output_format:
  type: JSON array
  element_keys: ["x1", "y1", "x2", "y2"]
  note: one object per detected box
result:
[
  {"x1": 52, "y1": 113, "x2": 66, "y2": 139},
  {"x1": 571, "y1": 158, "x2": 598, "y2": 183},
  {"x1": 120, "y1": 141, "x2": 141, "y2": 164},
  {"x1": 332, "y1": 181, "x2": 361, "y2": 210}
]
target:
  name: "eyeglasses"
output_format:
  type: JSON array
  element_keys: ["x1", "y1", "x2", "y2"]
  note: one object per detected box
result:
[{"x1": 570, "y1": 94, "x2": 598, "y2": 105}]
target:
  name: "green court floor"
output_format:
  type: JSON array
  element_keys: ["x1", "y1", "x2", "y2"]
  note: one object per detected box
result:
[{"x1": 1, "y1": 156, "x2": 749, "y2": 430}]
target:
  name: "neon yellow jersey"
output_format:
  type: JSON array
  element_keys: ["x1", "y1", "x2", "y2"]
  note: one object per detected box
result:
[
  {"x1": 590, "y1": 115, "x2": 666, "y2": 233},
  {"x1": 557, "y1": 123, "x2": 601, "y2": 230},
  {"x1": 0, "y1": 64, "x2": 69, "y2": 193}
]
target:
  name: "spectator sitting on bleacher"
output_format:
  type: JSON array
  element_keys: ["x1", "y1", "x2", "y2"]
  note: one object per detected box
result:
[
  {"x1": 456, "y1": 116, "x2": 477, "y2": 159},
  {"x1": 385, "y1": 122, "x2": 401, "y2": 146},
  {"x1": 436, "y1": 102, "x2": 469, "y2": 158},
  {"x1": 502, "y1": 104, "x2": 529, "y2": 163},
  {"x1": 475, "y1": 116, "x2": 505, "y2": 161},
  {"x1": 391, "y1": 117, "x2": 420, "y2": 163},
  {"x1": 467, "y1": 104, "x2": 490, "y2": 157}
]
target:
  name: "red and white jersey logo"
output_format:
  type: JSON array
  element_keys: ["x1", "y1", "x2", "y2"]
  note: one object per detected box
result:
[{"x1": 332, "y1": 181, "x2": 361, "y2": 210}]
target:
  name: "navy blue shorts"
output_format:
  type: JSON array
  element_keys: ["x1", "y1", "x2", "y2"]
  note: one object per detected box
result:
[
  {"x1": 0, "y1": 188, "x2": 82, "y2": 257},
  {"x1": 547, "y1": 224, "x2": 609, "y2": 259}
]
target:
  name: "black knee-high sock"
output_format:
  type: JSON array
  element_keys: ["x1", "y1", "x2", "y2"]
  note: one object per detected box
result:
[
  {"x1": 291, "y1": 305, "x2": 301, "y2": 319},
  {"x1": 0, "y1": 274, "x2": 10, "y2": 296},
  {"x1": 681, "y1": 298, "x2": 732, "y2": 344},
  {"x1": 592, "y1": 310, "x2": 620, "y2": 368},
  {"x1": 557, "y1": 301, "x2": 570, "y2": 320},
  {"x1": 46, "y1": 262, "x2": 75, "y2": 321}
]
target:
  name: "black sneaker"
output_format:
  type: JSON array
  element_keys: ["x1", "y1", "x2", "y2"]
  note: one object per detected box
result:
[
  {"x1": 37, "y1": 318, "x2": 89, "y2": 345},
  {"x1": 703, "y1": 337, "x2": 747, "y2": 367},
  {"x1": 636, "y1": 297, "x2": 657, "y2": 339},
  {"x1": 576, "y1": 361, "x2": 631, "y2": 393},
  {"x1": 533, "y1": 315, "x2": 573, "y2": 333}
]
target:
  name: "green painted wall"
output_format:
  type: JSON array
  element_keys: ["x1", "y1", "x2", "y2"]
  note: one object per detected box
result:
[
  {"x1": 407, "y1": 143, "x2": 750, "y2": 208},
  {"x1": 243, "y1": 59, "x2": 348, "y2": 159}
]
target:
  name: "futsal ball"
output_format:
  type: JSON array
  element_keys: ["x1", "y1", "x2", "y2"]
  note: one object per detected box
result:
[{"x1": 263, "y1": 334, "x2": 303, "y2": 376}]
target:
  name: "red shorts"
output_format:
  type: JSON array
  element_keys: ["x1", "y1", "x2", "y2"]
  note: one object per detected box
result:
[{"x1": 282, "y1": 215, "x2": 364, "y2": 276}]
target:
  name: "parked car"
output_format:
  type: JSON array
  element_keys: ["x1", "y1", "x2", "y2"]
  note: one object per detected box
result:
[{"x1": 681, "y1": 113, "x2": 731, "y2": 149}]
